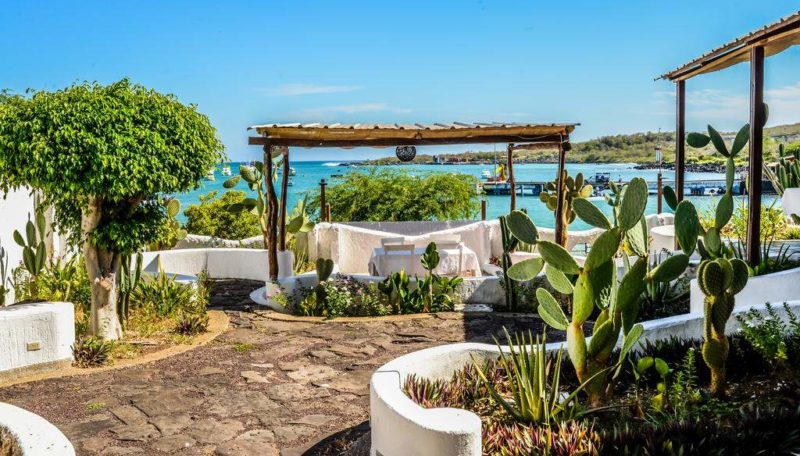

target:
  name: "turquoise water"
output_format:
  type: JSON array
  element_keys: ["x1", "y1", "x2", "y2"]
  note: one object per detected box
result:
[{"x1": 173, "y1": 161, "x2": 753, "y2": 230}]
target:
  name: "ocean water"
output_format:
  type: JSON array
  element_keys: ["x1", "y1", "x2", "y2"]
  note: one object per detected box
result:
[{"x1": 173, "y1": 161, "x2": 759, "y2": 231}]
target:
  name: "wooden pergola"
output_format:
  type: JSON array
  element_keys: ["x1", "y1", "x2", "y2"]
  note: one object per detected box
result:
[
  {"x1": 247, "y1": 122, "x2": 577, "y2": 279},
  {"x1": 659, "y1": 11, "x2": 800, "y2": 266}
]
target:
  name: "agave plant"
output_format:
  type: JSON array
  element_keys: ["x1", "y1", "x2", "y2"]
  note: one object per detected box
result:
[
  {"x1": 538, "y1": 170, "x2": 593, "y2": 247},
  {"x1": 506, "y1": 178, "x2": 690, "y2": 405},
  {"x1": 473, "y1": 329, "x2": 582, "y2": 424}
]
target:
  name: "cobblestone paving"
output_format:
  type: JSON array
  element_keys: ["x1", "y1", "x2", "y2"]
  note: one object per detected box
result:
[{"x1": 0, "y1": 280, "x2": 557, "y2": 455}]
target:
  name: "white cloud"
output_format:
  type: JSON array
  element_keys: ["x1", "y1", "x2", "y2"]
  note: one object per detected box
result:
[{"x1": 259, "y1": 83, "x2": 361, "y2": 97}]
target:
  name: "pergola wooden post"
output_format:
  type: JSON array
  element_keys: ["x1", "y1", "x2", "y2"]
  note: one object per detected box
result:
[
  {"x1": 507, "y1": 143, "x2": 516, "y2": 211},
  {"x1": 747, "y1": 46, "x2": 765, "y2": 265},
  {"x1": 263, "y1": 144, "x2": 279, "y2": 281},
  {"x1": 279, "y1": 146, "x2": 290, "y2": 251},
  {"x1": 675, "y1": 80, "x2": 686, "y2": 202},
  {"x1": 554, "y1": 139, "x2": 568, "y2": 247},
  {"x1": 659, "y1": 11, "x2": 799, "y2": 266}
]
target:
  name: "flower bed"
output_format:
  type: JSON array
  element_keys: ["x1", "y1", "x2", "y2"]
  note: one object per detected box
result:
[{"x1": 370, "y1": 301, "x2": 800, "y2": 455}]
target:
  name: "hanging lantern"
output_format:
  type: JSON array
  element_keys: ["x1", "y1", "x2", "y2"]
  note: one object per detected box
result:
[{"x1": 395, "y1": 145, "x2": 416, "y2": 162}]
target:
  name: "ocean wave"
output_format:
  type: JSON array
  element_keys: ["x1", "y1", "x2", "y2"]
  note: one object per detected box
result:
[{"x1": 322, "y1": 162, "x2": 340, "y2": 167}]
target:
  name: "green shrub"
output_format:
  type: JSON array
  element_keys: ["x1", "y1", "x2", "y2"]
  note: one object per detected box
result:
[
  {"x1": 309, "y1": 168, "x2": 480, "y2": 221},
  {"x1": 296, "y1": 276, "x2": 390, "y2": 318},
  {"x1": 72, "y1": 336, "x2": 112, "y2": 368},
  {"x1": 736, "y1": 302, "x2": 800, "y2": 366},
  {"x1": 131, "y1": 266, "x2": 203, "y2": 317},
  {"x1": 183, "y1": 191, "x2": 261, "y2": 240}
]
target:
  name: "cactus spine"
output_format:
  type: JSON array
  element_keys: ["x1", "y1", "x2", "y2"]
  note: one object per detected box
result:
[
  {"x1": 669, "y1": 122, "x2": 752, "y2": 397},
  {"x1": 539, "y1": 171, "x2": 593, "y2": 247},
  {"x1": 507, "y1": 177, "x2": 689, "y2": 405}
]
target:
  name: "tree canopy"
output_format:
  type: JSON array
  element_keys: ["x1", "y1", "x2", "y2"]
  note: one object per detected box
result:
[
  {"x1": 0, "y1": 79, "x2": 224, "y2": 253},
  {"x1": 184, "y1": 190, "x2": 261, "y2": 240},
  {"x1": 310, "y1": 168, "x2": 480, "y2": 222}
]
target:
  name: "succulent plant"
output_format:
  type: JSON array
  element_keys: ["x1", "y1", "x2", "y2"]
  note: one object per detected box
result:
[
  {"x1": 175, "y1": 313, "x2": 209, "y2": 335},
  {"x1": 539, "y1": 170, "x2": 593, "y2": 246},
  {"x1": 498, "y1": 215, "x2": 522, "y2": 310},
  {"x1": 314, "y1": 258, "x2": 334, "y2": 305},
  {"x1": 13, "y1": 209, "x2": 47, "y2": 296},
  {"x1": 0, "y1": 240, "x2": 8, "y2": 306},
  {"x1": 117, "y1": 253, "x2": 143, "y2": 329},
  {"x1": 71, "y1": 336, "x2": 112, "y2": 368},
  {"x1": 507, "y1": 177, "x2": 690, "y2": 405},
  {"x1": 149, "y1": 198, "x2": 188, "y2": 250},
  {"x1": 667, "y1": 122, "x2": 752, "y2": 397},
  {"x1": 763, "y1": 143, "x2": 800, "y2": 196}
]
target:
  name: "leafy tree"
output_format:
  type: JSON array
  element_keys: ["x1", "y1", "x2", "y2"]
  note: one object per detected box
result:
[
  {"x1": 0, "y1": 79, "x2": 223, "y2": 339},
  {"x1": 184, "y1": 191, "x2": 261, "y2": 240},
  {"x1": 310, "y1": 168, "x2": 480, "y2": 221}
]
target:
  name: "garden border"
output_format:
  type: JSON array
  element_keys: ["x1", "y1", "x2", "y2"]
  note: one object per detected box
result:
[
  {"x1": 0, "y1": 402, "x2": 75, "y2": 455},
  {"x1": 0, "y1": 310, "x2": 228, "y2": 388},
  {"x1": 369, "y1": 300, "x2": 800, "y2": 456}
]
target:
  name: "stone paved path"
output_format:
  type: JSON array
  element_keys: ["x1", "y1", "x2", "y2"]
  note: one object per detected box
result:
[{"x1": 0, "y1": 280, "x2": 557, "y2": 455}]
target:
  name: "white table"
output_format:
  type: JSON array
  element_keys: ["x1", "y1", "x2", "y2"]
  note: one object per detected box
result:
[{"x1": 368, "y1": 244, "x2": 481, "y2": 277}]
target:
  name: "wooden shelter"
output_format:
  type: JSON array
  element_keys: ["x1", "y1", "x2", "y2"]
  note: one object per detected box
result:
[
  {"x1": 659, "y1": 11, "x2": 800, "y2": 266},
  {"x1": 247, "y1": 122, "x2": 578, "y2": 279}
]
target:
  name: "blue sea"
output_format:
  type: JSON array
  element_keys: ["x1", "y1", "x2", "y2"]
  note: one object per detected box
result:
[{"x1": 173, "y1": 161, "x2": 760, "y2": 230}]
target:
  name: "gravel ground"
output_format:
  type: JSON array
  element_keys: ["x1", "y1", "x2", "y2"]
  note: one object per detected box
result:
[{"x1": 0, "y1": 280, "x2": 558, "y2": 455}]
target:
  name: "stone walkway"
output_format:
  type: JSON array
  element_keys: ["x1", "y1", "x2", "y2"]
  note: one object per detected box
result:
[{"x1": 0, "y1": 280, "x2": 556, "y2": 455}]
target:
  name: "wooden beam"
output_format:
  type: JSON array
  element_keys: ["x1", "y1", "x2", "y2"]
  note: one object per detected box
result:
[
  {"x1": 248, "y1": 134, "x2": 568, "y2": 148},
  {"x1": 507, "y1": 143, "x2": 516, "y2": 211},
  {"x1": 554, "y1": 141, "x2": 568, "y2": 247},
  {"x1": 279, "y1": 146, "x2": 290, "y2": 252},
  {"x1": 675, "y1": 80, "x2": 686, "y2": 201},
  {"x1": 747, "y1": 46, "x2": 765, "y2": 266}
]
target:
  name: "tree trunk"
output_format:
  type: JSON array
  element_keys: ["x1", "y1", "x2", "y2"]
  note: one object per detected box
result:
[
  {"x1": 82, "y1": 198, "x2": 123, "y2": 340},
  {"x1": 264, "y1": 146, "x2": 279, "y2": 281}
]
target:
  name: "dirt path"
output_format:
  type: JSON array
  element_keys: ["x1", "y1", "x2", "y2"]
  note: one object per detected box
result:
[{"x1": 0, "y1": 280, "x2": 556, "y2": 455}]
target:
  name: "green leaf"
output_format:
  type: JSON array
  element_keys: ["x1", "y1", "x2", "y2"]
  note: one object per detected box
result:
[
  {"x1": 705, "y1": 227, "x2": 721, "y2": 254},
  {"x1": 636, "y1": 356, "x2": 654, "y2": 374},
  {"x1": 537, "y1": 241, "x2": 580, "y2": 275},
  {"x1": 573, "y1": 271, "x2": 595, "y2": 322},
  {"x1": 35, "y1": 242, "x2": 46, "y2": 272},
  {"x1": 13, "y1": 230, "x2": 25, "y2": 247},
  {"x1": 618, "y1": 178, "x2": 648, "y2": 231},
  {"x1": 707, "y1": 125, "x2": 729, "y2": 157},
  {"x1": 572, "y1": 198, "x2": 610, "y2": 229},
  {"x1": 618, "y1": 258, "x2": 647, "y2": 332},
  {"x1": 545, "y1": 264, "x2": 574, "y2": 294},
  {"x1": 620, "y1": 323, "x2": 644, "y2": 360},
  {"x1": 715, "y1": 194, "x2": 733, "y2": 229},
  {"x1": 584, "y1": 227, "x2": 621, "y2": 270},
  {"x1": 654, "y1": 358, "x2": 670, "y2": 377},
  {"x1": 166, "y1": 199, "x2": 180, "y2": 218},
  {"x1": 535, "y1": 288, "x2": 569, "y2": 330},
  {"x1": 588, "y1": 320, "x2": 615, "y2": 358},
  {"x1": 663, "y1": 186, "x2": 678, "y2": 211},
  {"x1": 686, "y1": 132, "x2": 710, "y2": 148},
  {"x1": 25, "y1": 220, "x2": 36, "y2": 246},
  {"x1": 240, "y1": 165, "x2": 257, "y2": 183},
  {"x1": 674, "y1": 201, "x2": 700, "y2": 255},
  {"x1": 506, "y1": 210, "x2": 538, "y2": 245},
  {"x1": 507, "y1": 257, "x2": 544, "y2": 282},
  {"x1": 626, "y1": 217, "x2": 648, "y2": 258},
  {"x1": 731, "y1": 124, "x2": 750, "y2": 157},
  {"x1": 648, "y1": 254, "x2": 689, "y2": 283}
]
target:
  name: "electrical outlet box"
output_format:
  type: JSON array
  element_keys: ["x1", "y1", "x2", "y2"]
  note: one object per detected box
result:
[{"x1": 26, "y1": 342, "x2": 41, "y2": 351}]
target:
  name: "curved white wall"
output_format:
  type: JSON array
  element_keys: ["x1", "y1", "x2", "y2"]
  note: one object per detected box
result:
[
  {"x1": 690, "y1": 266, "x2": 800, "y2": 314},
  {"x1": 0, "y1": 402, "x2": 75, "y2": 455},
  {"x1": 142, "y1": 248, "x2": 269, "y2": 282}
]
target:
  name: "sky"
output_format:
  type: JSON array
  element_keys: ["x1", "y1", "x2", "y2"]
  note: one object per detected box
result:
[{"x1": 3, "y1": 1, "x2": 799, "y2": 161}]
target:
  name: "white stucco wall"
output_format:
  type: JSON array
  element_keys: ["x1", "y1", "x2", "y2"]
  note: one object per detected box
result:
[
  {"x1": 0, "y1": 187, "x2": 37, "y2": 304},
  {"x1": 690, "y1": 266, "x2": 800, "y2": 314},
  {"x1": 141, "y1": 248, "x2": 270, "y2": 282},
  {"x1": 0, "y1": 302, "x2": 74, "y2": 373}
]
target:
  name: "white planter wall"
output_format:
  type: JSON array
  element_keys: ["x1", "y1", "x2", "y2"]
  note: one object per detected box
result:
[
  {"x1": 142, "y1": 248, "x2": 269, "y2": 282},
  {"x1": 782, "y1": 188, "x2": 800, "y2": 221},
  {"x1": 689, "y1": 266, "x2": 800, "y2": 314},
  {"x1": 0, "y1": 402, "x2": 75, "y2": 455},
  {"x1": 370, "y1": 300, "x2": 800, "y2": 456},
  {"x1": 0, "y1": 302, "x2": 74, "y2": 374}
]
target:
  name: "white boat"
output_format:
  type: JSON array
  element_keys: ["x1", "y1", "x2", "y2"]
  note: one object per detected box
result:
[
  {"x1": 278, "y1": 166, "x2": 297, "y2": 176},
  {"x1": 221, "y1": 165, "x2": 232, "y2": 176},
  {"x1": 205, "y1": 169, "x2": 216, "y2": 181},
  {"x1": 481, "y1": 170, "x2": 492, "y2": 179}
]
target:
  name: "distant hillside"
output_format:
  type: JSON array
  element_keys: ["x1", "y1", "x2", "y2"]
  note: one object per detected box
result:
[{"x1": 364, "y1": 123, "x2": 800, "y2": 166}]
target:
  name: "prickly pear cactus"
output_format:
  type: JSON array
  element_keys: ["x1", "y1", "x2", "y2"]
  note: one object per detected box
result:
[
  {"x1": 673, "y1": 122, "x2": 753, "y2": 397},
  {"x1": 764, "y1": 143, "x2": 800, "y2": 196},
  {"x1": 539, "y1": 171, "x2": 593, "y2": 247},
  {"x1": 507, "y1": 177, "x2": 690, "y2": 405}
]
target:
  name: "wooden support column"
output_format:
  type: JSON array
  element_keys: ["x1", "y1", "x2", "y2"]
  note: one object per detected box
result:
[
  {"x1": 747, "y1": 46, "x2": 765, "y2": 266},
  {"x1": 554, "y1": 140, "x2": 568, "y2": 247},
  {"x1": 675, "y1": 80, "x2": 686, "y2": 201},
  {"x1": 319, "y1": 179, "x2": 327, "y2": 222},
  {"x1": 481, "y1": 200, "x2": 487, "y2": 221},
  {"x1": 264, "y1": 144, "x2": 279, "y2": 281},
  {"x1": 657, "y1": 173, "x2": 663, "y2": 213},
  {"x1": 279, "y1": 147, "x2": 290, "y2": 251},
  {"x1": 507, "y1": 143, "x2": 516, "y2": 211}
]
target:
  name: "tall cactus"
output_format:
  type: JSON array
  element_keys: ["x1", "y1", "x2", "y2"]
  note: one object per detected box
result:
[
  {"x1": 118, "y1": 253, "x2": 143, "y2": 329},
  {"x1": 539, "y1": 171, "x2": 593, "y2": 247},
  {"x1": 498, "y1": 215, "x2": 521, "y2": 310},
  {"x1": 506, "y1": 178, "x2": 690, "y2": 405},
  {"x1": 0, "y1": 240, "x2": 8, "y2": 306},
  {"x1": 13, "y1": 209, "x2": 47, "y2": 297},
  {"x1": 665, "y1": 123, "x2": 751, "y2": 397},
  {"x1": 763, "y1": 143, "x2": 800, "y2": 196}
]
